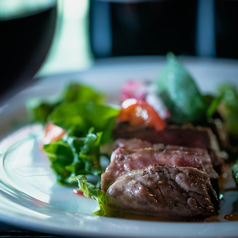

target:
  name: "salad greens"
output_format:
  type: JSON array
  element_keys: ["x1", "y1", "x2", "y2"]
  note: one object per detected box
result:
[
  {"x1": 49, "y1": 101, "x2": 120, "y2": 144},
  {"x1": 27, "y1": 83, "x2": 105, "y2": 124},
  {"x1": 28, "y1": 82, "x2": 120, "y2": 186},
  {"x1": 43, "y1": 139, "x2": 74, "y2": 185},
  {"x1": 44, "y1": 99, "x2": 120, "y2": 186},
  {"x1": 62, "y1": 83, "x2": 105, "y2": 103},
  {"x1": 156, "y1": 53, "x2": 238, "y2": 129},
  {"x1": 156, "y1": 53, "x2": 207, "y2": 124},
  {"x1": 43, "y1": 128, "x2": 106, "y2": 186}
]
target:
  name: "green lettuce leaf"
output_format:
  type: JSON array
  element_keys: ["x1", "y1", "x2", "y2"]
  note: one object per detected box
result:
[
  {"x1": 26, "y1": 99, "x2": 60, "y2": 124},
  {"x1": 62, "y1": 83, "x2": 105, "y2": 103},
  {"x1": 156, "y1": 53, "x2": 207, "y2": 124},
  {"x1": 27, "y1": 83, "x2": 105, "y2": 124},
  {"x1": 49, "y1": 102, "x2": 120, "y2": 144},
  {"x1": 71, "y1": 175, "x2": 117, "y2": 216}
]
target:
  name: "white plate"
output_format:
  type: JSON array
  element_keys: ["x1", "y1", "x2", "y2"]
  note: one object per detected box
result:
[{"x1": 0, "y1": 56, "x2": 238, "y2": 238}]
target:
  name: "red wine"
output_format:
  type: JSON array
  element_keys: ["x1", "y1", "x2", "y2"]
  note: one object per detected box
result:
[{"x1": 0, "y1": 2, "x2": 57, "y2": 104}]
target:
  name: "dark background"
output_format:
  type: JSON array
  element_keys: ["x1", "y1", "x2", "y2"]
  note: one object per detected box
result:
[{"x1": 90, "y1": 0, "x2": 238, "y2": 59}]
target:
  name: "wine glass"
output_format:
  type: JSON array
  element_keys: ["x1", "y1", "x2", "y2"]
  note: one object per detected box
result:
[{"x1": 0, "y1": 0, "x2": 57, "y2": 105}]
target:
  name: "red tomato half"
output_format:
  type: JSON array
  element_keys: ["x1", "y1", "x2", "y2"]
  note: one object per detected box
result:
[
  {"x1": 42, "y1": 122, "x2": 66, "y2": 145},
  {"x1": 118, "y1": 99, "x2": 166, "y2": 131}
]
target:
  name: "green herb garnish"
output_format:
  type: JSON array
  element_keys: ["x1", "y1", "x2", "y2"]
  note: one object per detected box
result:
[
  {"x1": 71, "y1": 175, "x2": 117, "y2": 216},
  {"x1": 156, "y1": 53, "x2": 207, "y2": 124}
]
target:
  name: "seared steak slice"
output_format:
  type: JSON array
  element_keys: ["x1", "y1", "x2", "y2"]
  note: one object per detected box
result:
[
  {"x1": 106, "y1": 164, "x2": 217, "y2": 219},
  {"x1": 158, "y1": 144, "x2": 219, "y2": 192},
  {"x1": 112, "y1": 138, "x2": 152, "y2": 151},
  {"x1": 113, "y1": 138, "x2": 219, "y2": 193},
  {"x1": 113, "y1": 123, "x2": 223, "y2": 173},
  {"x1": 101, "y1": 147, "x2": 206, "y2": 193}
]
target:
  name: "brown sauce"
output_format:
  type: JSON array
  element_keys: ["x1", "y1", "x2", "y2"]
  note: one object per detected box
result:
[{"x1": 224, "y1": 213, "x2": 238, "y2": 221}]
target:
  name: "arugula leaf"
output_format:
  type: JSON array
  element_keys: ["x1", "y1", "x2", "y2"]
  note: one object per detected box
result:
[
  {"x1": 49, "y1": 102, "x2": 120, "y2": 144},
  {"x1": 65, "y1": 128, "x2": 104, "y2": 176},
  {"x1": 156, "y1": 53, "x2": 207, "y2": 124},
  {"x1": 43, "y1": 129, "x2": 106, "y2": 186},
  {"x1": 27, "y1": 83, "x2": 105, "y2": 124},
  {"x1": 43, "y1": 140, "x2": 75, "y2": 185},
  {"x1": 71, "y1": 175, "x2": 116, "y2": 216},
  {"x1": 79, "y1": 129, "x2": 102, "y2": 172}
]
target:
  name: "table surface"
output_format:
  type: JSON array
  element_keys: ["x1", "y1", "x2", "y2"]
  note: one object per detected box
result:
[
  {"x1": 0, "y1": 221, "x2": 62, "y2": 237},
  {"x1": 0, "y1": 221, "x2": 91, "y2": 238}
]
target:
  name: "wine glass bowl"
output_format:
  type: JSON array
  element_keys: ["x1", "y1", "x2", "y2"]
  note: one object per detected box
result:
[{"x1": 0, "y1": 0, "x2": 57, "y2": 104}]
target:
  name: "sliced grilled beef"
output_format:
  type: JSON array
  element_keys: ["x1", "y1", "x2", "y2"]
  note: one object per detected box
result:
[
  {"x1": 106, "y1": 164, "x2": 218, "y2": 219},
  {"x1": 102, "y1": 147, "x2": 206, "y2": 193},
  {"x1": 113, "y1": 138, "x2": 219, "y2": 193},
  {"x1": 156, "y1": 144, "x2": 219, "y2": 193},
  {"x1": 113, "y1": 138, "x2": 152, "y2": 151},
  {"x1": 113, "y1": 123, "x2": 223, "y2": 173}
]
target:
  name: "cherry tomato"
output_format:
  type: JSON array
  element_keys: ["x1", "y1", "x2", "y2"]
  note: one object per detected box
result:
[
  {"x1": 118, "y1": 98, "x2": 166, "y2": 131},
  {"x1": 42, "y1": 122, "x2": 66, "y2": 144}
]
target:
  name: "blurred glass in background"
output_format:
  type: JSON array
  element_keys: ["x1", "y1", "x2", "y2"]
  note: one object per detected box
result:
[{"x1": 38, "y1": 0, "x2": 92, "y2": 76}]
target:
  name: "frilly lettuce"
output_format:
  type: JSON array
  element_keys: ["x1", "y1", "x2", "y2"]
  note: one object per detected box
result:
[
  {"x1": 71, "y1": 175, "x2": 117, "y2": 216},
  {"x1": 43, "y1": 128, "x2": 105, "y2": 186}
]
